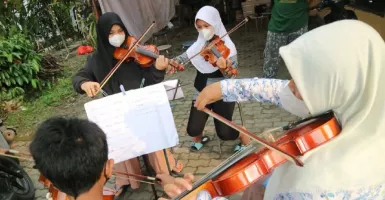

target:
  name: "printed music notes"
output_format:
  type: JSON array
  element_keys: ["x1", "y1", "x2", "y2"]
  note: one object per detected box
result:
[{"x1": 84, "y1": 83, "x2": 179, "y2": 164}]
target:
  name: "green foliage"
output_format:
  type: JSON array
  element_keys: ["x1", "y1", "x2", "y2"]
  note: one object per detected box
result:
[
  {"x1": 0, "y1": 0, "x2": 83, "y2": 47},
  {"x1": 86, "y1": 13, "x2": 97, "y2": 49},
  {"x1": 0, "y1": 33, "x2": 43, "y2": 100}
]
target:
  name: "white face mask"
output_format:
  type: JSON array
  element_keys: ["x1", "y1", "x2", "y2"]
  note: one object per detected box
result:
[
  {"x1": 109, "y1": 34, "x2": 125, "y2": 47},
  {"x1": 278, "y1": 83, "x2": 310, "y2": 118},
  {"x1": 199, "y1": 27, "x2": 215, "y2": 41}
]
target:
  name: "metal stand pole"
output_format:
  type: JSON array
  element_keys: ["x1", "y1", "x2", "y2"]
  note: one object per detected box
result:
[
  {"x1": 163, "y1": 149, "x2": 172, "y2": 175},
  {"x1": 142, "y1": 155, "x2": 158, "y2": 200}
]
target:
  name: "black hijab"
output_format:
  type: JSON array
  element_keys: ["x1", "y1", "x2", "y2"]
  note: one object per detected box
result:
[
  {"x1": 95, "y1": 12, "x2": 129, "y2": 72},
  {"x1": 73, "y1": 12, "x2": 165, "y2": 95},
  {"x1": 90, "y1": 12, "x2": 144, "y2": 94}
]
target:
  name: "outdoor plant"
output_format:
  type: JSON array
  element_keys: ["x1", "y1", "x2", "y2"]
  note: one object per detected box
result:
[{"x1": 0, "y1": 33, "x2": 42, "y2": 101}]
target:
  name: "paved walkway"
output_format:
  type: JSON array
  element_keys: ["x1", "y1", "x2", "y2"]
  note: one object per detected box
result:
[{"x1": 15, "y1": 24, "x2": 295, "y2": 200}]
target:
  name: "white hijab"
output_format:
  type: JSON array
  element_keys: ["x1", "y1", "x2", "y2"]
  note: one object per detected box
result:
[
  {"x1": 186, "y1": 6, "x2": 237, "y2": 74},
  {"x1": 265, "y1": 20, "x2": 385, "y2": 198}
]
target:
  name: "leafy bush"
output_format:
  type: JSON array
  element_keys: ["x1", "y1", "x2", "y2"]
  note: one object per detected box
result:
[
  {"x1": 0, "y1": 0, "x2": 83, "y2": 48},
  {"x1": 0, "y1": 34, "x2": 42, "y2": 100}
]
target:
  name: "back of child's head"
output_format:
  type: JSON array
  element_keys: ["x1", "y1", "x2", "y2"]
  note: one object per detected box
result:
[{"x1": 30, "y1": 117, "x2": 108, "y2": 197}]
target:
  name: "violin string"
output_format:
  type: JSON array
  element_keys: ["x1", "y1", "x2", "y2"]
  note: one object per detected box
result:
[
  {"x1": 202, "y1": 108, "x2": 304, "y2": 167},
  {"x1": 204, "y1": 107, "x2": 302, "y2": 165},
  {"x1": 181, "y1": 18, "x2": 249, "y2": 66},
  {"x1": 261, "y1": 127, "x2": 282, "y2": 142},
  {"x1": 98, "y1": 24, "x2": 153, "y2": 91},
  {"x1": 173, "y1": 144, "x2": 258, "y2": 200},
  {"x1": 204, "y1": 18, "x2": 249, "y2": 52},
  {"x1": 97, "y1": 22, "x2": 156, "y2": 95},
  {"x1": 176, "y1": 144, "x2": 259, "y2": 199},
  {"x1": 102, "y1": 23, "x2": 154, "y2": 84},
  {"x1": 216, "y1": 18, "x2": 249, "y2": 43}
]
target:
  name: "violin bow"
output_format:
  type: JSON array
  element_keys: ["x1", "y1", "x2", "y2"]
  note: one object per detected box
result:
[
  {"x1": 181, "y1": 17, "x2": 250, "y2": 66},
  {"x1": 173, "y1": 143, "x2": 259, "y2": 200},
  {"x1": 113, "y1": 170, "x2": 160, "y2": 182},
  {"x1": 0, "y1": 147, "x2": 34, "y2": 161},
  {"x1": 202, "y1": 108, "x2": 304, "y2": 167},
  {"x1": 95, "y1": 21, "x2": 156, "y2": 95}
]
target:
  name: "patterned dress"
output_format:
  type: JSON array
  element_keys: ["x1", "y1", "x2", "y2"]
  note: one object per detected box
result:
[
  {"x1": 201, "y1": 78, "x2": 385, "y2": 200},
  {"x1": 263, "y1": 25, "x2": 308, "y2": 78},
  {"x1": 220, "y1": 78, "x2": 289, "y2": 105}
]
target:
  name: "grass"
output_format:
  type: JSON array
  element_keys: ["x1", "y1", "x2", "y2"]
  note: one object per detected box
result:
[{"x1": 6, "y1": 55, "x2": 85, "y2": 141}]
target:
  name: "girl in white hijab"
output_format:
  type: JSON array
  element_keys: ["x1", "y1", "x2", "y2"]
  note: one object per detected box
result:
[
  {"x1": 193, "y1": 20, "x2": 385, "y2": 199},
  {"x1": 172, "y1": 6, "x2": 251, "y2": 153}
]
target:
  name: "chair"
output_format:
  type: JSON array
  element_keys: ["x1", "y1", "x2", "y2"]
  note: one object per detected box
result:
[
  {"x1": 242, "y1": 0, "x2": 270, "y2": 59},
  {"x1": 241, "y1": 0, "x2": 270, "y2": 33},
  {"x1": 158, "y1": 44, "x2": 173, "y2": 57},
  {"x1": 182, "y1": 40, "x2": 195, "y2": 51},
  {"x1": 152, "y1": 27, "x2": 170, "y2": 46}
]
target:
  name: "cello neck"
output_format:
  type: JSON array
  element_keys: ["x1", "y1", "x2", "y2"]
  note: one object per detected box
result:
[{"x1": 136, "y1": 46, "x2": 159, "y2": 59}]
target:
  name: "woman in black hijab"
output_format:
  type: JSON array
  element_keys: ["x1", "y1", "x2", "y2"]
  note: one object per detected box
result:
[
  {"x1": 72, "y1": 12, "x2": 183, "y2": 193},
  {"x1": 72, "y1": 12, "x2": 168, "y2": 96}
]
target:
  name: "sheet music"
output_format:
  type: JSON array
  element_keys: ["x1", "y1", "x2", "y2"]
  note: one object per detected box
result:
[{"x1": 84, "y1": 83, "x2": 179, "y2": 164}]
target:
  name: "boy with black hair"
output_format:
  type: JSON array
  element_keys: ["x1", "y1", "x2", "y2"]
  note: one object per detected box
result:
[{"x1": 30, "y1": 117, "x2": 193, "y2": 200}]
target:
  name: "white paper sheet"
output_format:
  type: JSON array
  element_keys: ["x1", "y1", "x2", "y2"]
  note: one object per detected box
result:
[
  {"x1": 84, "y1": 83, "x2": 179, "y2": 164},
  {"x1": 162, "y1": 79, "x2": 184, "y2": 100}
]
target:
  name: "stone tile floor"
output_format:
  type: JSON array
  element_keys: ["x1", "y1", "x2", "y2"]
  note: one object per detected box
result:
[{"x1": 14, "y1": 24, "x2": 295, "y2": 200}]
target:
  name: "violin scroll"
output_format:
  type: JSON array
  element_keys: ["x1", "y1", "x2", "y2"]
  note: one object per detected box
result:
[{"x1": 200, "y1": 35, "x2": 238, "y2": 76}]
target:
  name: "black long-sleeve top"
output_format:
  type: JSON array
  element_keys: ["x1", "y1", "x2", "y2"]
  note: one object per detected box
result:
[{"x1": 72, "y1": 54, "x2": 165, "y2": 95}]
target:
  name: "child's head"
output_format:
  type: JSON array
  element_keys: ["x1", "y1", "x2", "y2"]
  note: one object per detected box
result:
[
  {"x1": 195, "y1": 6, "x2": 222, "y2": 41},
  {"x1": 196, "y1": 19, "x2": 215, "y2": 41},
  {"x1": 108, "y1": 24, "x2": 126, "y2": 47},
  {"x1": 97, "y1": 12, "x2": 128, "y2": 48},
  {"x1": 30, "y1": 117, "x2": 114, "y2": 198}
]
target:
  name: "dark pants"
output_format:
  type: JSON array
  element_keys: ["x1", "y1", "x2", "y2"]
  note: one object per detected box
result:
[{"x1": 187, "y1": 100, "x2": 239, "y2": 141}]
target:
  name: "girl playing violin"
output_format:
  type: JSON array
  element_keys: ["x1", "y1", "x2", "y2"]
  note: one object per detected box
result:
[
  {"x1": 195, "y1": 20, "x2": 385, "y2": 199},
  {"x1": 171, "y1": 6, "x2": 251, "y2": 152},
  {"x1": 72, "y1": 12, "x2": 183, "y2": 194}
]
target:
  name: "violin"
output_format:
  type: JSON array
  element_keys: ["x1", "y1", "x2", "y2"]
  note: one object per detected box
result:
[
  {"x1": 38, "y1": 174, "x2": 114, "y2": 200},
  {"x1": 113, "y1": 36, "x2": 184, "y2": 71},
  {"x1": 99, "y1": 19, "x2": 250, "y2": 95},
  {"x1": 200, "y1": 35, "x2": 238, "y2": 76},
  {"x1": 174, "y1": 111, "x2": 341, "y2": 199}
]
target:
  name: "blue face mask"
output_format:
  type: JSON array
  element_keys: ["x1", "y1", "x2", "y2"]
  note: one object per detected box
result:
[{"x1": 278, "y1": 83, "x2": 310, "y2": 118}]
